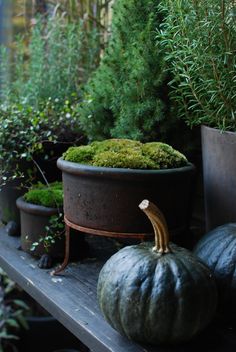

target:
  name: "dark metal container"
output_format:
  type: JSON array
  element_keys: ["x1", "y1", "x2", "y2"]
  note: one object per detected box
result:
[
  {"x1": 57, "y1": 158, "x2": 195, "y2": 238},
  {"x1": 202, "y1": 125, "x2": 236, "y2": 231}
]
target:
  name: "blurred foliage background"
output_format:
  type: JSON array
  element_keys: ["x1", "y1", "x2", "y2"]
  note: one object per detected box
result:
[
  {"x1": 0, "y1": 0, "x2": 114, "y2": 103},
  {"x1": 11, "y1": 0, "x2": 114, "y2": 44},
  {"x1": 0, "y1": 0, "x2": 115, "y2": 182}
]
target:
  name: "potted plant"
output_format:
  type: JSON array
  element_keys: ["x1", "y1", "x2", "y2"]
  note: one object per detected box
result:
[
  {"x1": 16, "y1": 182, "x2": 65, "y2": 268},
  {"x1": 158, "y1": 0, "x2": 236, "y2": 230},
  {"x1": 16, "y1": 182, "x2": 87, "y2": 268},
  {"x1": 0, "y1": 103, "x2": 40, "y2": 234},
  {"x1": 57, "y1": 139, "x2": 195, "y2": 240},
  {"x1": 0, "y1": 98, "x2": 83, "y2": 236},
  {"x1": 0, "y1": 12, "x2": 99, "y2": 234}
]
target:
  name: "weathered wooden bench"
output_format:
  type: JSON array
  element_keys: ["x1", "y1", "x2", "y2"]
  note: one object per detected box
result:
[{"x1": 0, "y1": 228, "x2": 235, "y2": 352}]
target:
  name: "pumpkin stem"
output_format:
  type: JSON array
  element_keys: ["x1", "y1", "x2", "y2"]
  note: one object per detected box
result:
[{"x1": 139, "y1": 200, "x2": 171, "y2": 254}]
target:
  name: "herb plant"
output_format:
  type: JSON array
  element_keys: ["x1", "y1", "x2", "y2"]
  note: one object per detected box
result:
[
  {"x1": 1, "y1": 14, "x2": 99, "y2": 106},
  {"x1": 158, "y1": 0, "x2": 236, "y2": 131}
]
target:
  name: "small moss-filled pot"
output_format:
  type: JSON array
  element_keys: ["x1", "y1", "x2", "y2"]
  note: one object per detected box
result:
[
  {"x1": 97, "y1": 200, "x2": 217, "y2": 345},
  {"x1": 17, "y1": 183, "x2": 65, "y2": 267},
  {"x1": 194, "y1": 224, "x2": 236, "y2": 322},
  {"x1": 58, "y1": 139, "x2": 195, "y2": 238}
]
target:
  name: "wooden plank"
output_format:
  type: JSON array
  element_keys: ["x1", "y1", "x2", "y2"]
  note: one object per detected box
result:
[
  {"x1": 0, "y1": 228, "x2": 235, "y2": 352},
  {"x1": 0, "y1": 228, "x2": 156, "y2": 352}
]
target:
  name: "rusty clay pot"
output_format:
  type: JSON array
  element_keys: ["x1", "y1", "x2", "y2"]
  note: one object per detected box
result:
[
  {"x1": 57, "y1": 158, "x2": 195, "y2": 238},
  {"x1": 202, "y1": 125, "x2": 236, "y2": 231},
  {"x1": 16, "y1": 197, "x2": 64, "y2": 258}
]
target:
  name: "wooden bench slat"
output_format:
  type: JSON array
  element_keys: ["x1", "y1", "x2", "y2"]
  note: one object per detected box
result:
[{"x1": 0, "y1": 228, "x2": 235, "y2": 352}]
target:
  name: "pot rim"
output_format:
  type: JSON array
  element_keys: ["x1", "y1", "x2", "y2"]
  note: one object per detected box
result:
[
  {"x1": 201, "y1": 125, "x2": 236, "y2": 136},
  {"x1": 57, "y1": 157, "x2": 195, "y2": 177},
  {"x1": 16, "y1": 197, "x2": 61, "y2": 216}
]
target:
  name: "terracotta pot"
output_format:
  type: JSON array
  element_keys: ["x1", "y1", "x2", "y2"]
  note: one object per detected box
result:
[
  {"x1": 57, "y1": 158, "x2": 195, "y2": 238},
  {"x1": 201, "y1": 125, "x2": 236, "y2": 231},
  {"x1": 16, "y1": 197, "x2": 64, "y2": 258}
]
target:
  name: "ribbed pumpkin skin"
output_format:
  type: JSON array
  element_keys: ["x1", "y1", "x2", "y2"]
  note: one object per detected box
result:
[
  {"x1": 97, "y1": 242, "x2": 217, "y2": 345},
  {"x1": 194, "y1": 224, "x2": 236, "y2": 319}
]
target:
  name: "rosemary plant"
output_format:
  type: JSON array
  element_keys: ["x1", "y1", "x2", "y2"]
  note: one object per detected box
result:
[
  {"x1": 158, "y1": 0, "x2": 236, "y2": 131},
  {"x1": 1, "y1": 14, "x2": 99, "y2": 106}
]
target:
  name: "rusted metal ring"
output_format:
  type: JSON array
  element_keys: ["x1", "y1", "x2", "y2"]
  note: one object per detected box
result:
[
  {"x1": 64, "y1": 216, "x2": 153, "y2": 239},
  {"x1": 53, "y1": 217, "x2": 154, "y2": 275}
]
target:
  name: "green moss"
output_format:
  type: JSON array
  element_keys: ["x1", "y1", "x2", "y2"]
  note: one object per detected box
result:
[
  {"x1": 92, "y1": 150, "x2": 155, "y2": 169},
  {"x1": 24, "y1": 182, "x2": 63, "y2": 208},
  {"x1": 63, "y1": 139, "x2": 188, "y2": 169},
  {"x1": 63, "y1": 139, "x2": 142, "y2": 164},
  {"x1": 63, "y1": 145, "x2": 95, "y2": 164},
  {"x1": 90, "y1": 139, "x2": 142, "y2": 153},
  {"x1": 142, "y1": 142, "x2": 188, "y2": 169},
  {"x1": 32, "y1": 181, "x2": 62, "y2": 191}
]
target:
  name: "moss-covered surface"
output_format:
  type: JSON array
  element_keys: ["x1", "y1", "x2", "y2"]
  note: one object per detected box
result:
[
  {"x1": 24, "y1": 182, "x2": 63, "y2": 208},
  {"x1": 63, "y1": 139, "x2": 188, "y2": 169}
]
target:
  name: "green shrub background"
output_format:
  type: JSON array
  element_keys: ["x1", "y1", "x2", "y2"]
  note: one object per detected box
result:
[{"x1": 78, "y1": 0, "x2": 188, "y2": 146}]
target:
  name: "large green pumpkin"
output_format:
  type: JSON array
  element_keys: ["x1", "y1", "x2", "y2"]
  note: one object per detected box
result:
[
  {"x1": 194, "y1": 224, "x2": 236, "y2": 320},
  {"x1": 97, "y1": 200, "x2": 217, "y2": 345}
]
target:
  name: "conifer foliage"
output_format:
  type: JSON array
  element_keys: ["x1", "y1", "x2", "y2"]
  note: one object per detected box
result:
[{"x1": 78, "y1": 0, "x2": 177, "y2": 142}]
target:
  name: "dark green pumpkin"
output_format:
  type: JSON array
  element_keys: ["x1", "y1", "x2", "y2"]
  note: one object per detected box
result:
[
  {"x1": 194, "y1": 224, "x2": 236, "y2": 321},
  {"x1": 97, "y1": 200, "x2": 217, "y2": 345}
]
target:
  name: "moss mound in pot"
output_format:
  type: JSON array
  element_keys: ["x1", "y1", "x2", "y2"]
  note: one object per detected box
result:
[
  {"x1": 23, "y1": 182, "x2": 63, "y2": 208},
  {"x1": 62, "y1": 139, "x2": 188, "y2": 169},
  {"x1": 58, "y1": 139, "x2": 194, "y2": 237},
  {"x1": 18, "y1": 182, "x2": 64, "y2": 267}
]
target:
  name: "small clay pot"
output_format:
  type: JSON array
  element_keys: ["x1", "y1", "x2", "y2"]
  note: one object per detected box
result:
[
  {"x1": 16, "y1": 197, "x2": 89, "y2": 268},
  {"x1": 16, "y1": 197, "x2": 64, "y2": 259},
  {"x1": 0, "y1": 178, "x2": 27, "y2": 236}
]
